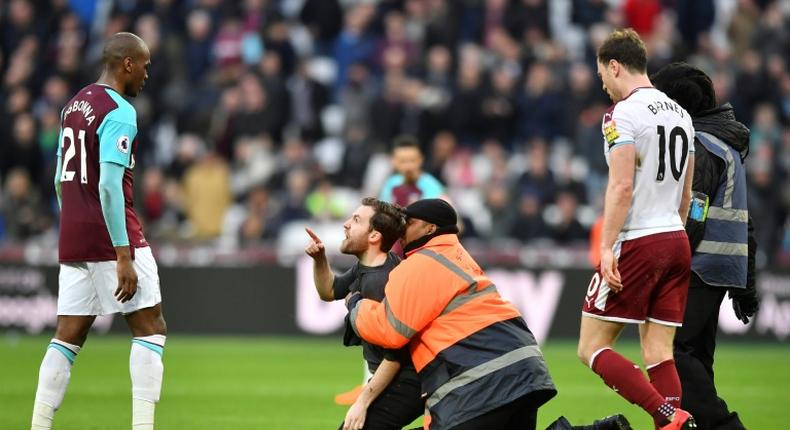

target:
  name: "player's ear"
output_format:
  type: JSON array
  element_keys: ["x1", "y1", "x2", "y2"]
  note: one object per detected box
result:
[
  {"x1": 123, "y1": 56, "x2": 134, "y2": 73},
  {"x1": 609, "y1": 59, "x2": 619, "y2": 77},
  {"x1": 369, "y1": 230, "x2": 382, "y2": 244}
]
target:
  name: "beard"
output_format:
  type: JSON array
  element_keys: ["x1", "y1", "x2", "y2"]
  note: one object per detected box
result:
[{"x1": 340, "y1": 236, "x2": 365, "y2": 256}]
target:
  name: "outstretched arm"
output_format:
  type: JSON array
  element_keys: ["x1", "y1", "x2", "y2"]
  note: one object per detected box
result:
[{"x1": 304, "y1": 227, "x2": 335, "y2": 301}]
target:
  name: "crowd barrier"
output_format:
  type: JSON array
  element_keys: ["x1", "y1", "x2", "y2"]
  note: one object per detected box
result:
[{"x1": 1, "y1": 256, "x2": 788, "y2": 342}]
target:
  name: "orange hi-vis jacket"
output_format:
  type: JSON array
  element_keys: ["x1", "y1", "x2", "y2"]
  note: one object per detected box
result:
[{"x1": 349, "y1": 234, "x2": 556, "y2": 429}]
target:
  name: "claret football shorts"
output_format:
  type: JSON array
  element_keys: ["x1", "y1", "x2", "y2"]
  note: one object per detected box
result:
[
  {"x1": 57, "y1": 247, "x2": 161, "y2": 316},
  {"x1": 582, "y1": 231, "x2": 691, "y2": 326}
]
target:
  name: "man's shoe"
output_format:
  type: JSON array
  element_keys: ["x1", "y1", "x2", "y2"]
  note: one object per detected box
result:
[
  {"x1": 558, "y1": 414, "x2": 632, "y2": 430},
  {"x1": 660, "y1": 409, "x2": 697, "y2": 430},
  {"x1": 591, "y1": 414, "x2": 632, "y2": 430},
  {"x1": 334, "y1": 384, "x2": 364, "y2": 405}
]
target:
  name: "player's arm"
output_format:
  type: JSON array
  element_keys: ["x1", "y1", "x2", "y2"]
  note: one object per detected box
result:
[
  {"x1": 343, "y1": 359, "x2": 401, "y2": 430},
  {"x1": 99, "y1": 161, "x2": 137, "y2": 302},
  {"x1": 97, "y1": 114, "x2": 137, "y2": 303},
  {"x1": 678, "y1": 154, "x2": 695, "y2": 225},
  {"x1": 54, "y1": 121, "x2": 64, "y2": 209},
  {"x1": 304, "y1": 227, "x2": 335, "y2": 301},
  {"x1": 599, "y1": 143, "x2": 636, "y2": 292}
]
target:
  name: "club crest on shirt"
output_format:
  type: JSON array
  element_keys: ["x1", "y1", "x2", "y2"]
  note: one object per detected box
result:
[
  {"x1": 117, "y1": 135, "x2": 130, "y2": 153},
  {"x1": 603, "y1": 119, "x2": 619, "y2": 147}
]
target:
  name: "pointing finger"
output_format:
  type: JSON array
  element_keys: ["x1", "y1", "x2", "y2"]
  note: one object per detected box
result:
[{"x1": 305, "y1": 227, "x2": 321, "y2": 243}]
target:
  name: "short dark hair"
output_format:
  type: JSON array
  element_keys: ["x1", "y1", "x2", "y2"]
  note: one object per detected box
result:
[
  {"x1": 651, "y1": 62, "x2": 717, "y2": 115},
  {"x1": 393, "y1": 135, "x2": 421, "y2": 152},
  {"x1": 362, "y1": 197, "x2": 406, "y2": 251},
  {"x1": 597, "y1": 28, "x2": 647, "y2": 73},
  {"x1": 102, "y1": 32, "x2": 147, "y2": 68}
]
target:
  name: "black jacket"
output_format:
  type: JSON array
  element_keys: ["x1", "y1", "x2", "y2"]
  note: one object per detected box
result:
[{"x1": 686, "y1": 104, "x2": 756, "y2": 294}]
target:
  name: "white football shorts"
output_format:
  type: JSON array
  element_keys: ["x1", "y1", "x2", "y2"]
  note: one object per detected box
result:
[{"x1": 57, "y1": 247, "x2": 161, "y2": 316}]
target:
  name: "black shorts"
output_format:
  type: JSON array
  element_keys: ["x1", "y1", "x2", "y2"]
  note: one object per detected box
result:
[{"x1": 339, "y1": 369, "x2": 424, "y2": 430}]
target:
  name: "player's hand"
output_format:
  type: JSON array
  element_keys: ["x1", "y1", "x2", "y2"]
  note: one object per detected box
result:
[
  {"x1": 115, "y1": 255, "x2": 138, "y2": 303},
  {"x1": 304, "y1": 227, "x2": 326, "y2": 260},
  {"x1": 600, "y1": 247, "x2": 623, "y2": 293},
  {"x1": 343, "y1": 399, "x2": 368, "y2": 430}
]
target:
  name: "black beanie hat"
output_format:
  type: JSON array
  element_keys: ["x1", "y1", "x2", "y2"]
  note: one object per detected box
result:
[{"x1": 404, "y1": 199, "x2": 457, "y2": 229}]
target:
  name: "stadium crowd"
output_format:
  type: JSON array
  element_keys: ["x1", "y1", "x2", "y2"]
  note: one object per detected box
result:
[{"x1": 0, "y1": 0, "x2": 788, "y2": 266}]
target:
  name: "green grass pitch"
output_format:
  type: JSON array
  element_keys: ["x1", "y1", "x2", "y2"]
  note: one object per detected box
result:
[{"x1": 2, "y1": 335, "x2": 788, "y2": 429}]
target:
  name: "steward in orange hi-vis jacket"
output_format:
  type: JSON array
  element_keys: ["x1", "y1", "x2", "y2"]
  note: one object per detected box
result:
[{"x1": 347, "y1": 199, "x2": 557, "y2": 430}]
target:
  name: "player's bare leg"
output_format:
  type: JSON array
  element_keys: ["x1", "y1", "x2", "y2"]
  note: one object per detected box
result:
[
  {"x1": 125, "y1": 304, "x2": 167, "y2": 430},
  {"x1": 577, "y1": 316, "x2": 624, "y2": 365},
  {"x1": 640, "y1": 322, "x2": 682, "y2": 411},
  {"x1": 579, "y1": 316, "x2": 679, "y2": 428},
  {"x1": 32, "y1": 315, "x2": 96, "y2": 429}
]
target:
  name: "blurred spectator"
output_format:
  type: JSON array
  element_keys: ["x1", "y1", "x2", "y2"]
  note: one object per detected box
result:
[
  {"x1": 0, "y1": 0, "x2": 786, "y2": 263},
  {"x1": 182, "y1": 152, "x2": 231, "y2": 240},
  {"x1": 305, "y1": 179, "x2": 346, "y2": 221},
  {"x1": 370, "y1": 72, "x2": 407, "y2": 145},
  {"x1": 339, "y1": 62, "x2": 375, "y2": 132},
  {"x1": 484, "y1": 185, "x2": 516, "y2": 240},
  {"x1": 516, "y1": 62, "x2": 562, "y2": 141},
  {"x1": 238, "y1": 186, "x2": 277, "y2": 244},
  {"x1": 142, "y1": 167, "x2": 167, "y2": 224},
  {"x1": 257, "y1": 51, "x2": 289, "y2": 141},
  {"x1": 676, "y1": 0, "x2": 715, "y2": 52},
  {"x1": 231, "y1": 73, "x2": 272, "y2": 140},
  {"x1": 572, "y1": 0, "x2": 608, "y2": 29},
  {"x1": 213, "y1": 15, "x2": 245, "y2": 83},
  {"x1": 230, "y1": 136, "x2": 276, "y2": 198},
  {"x1": 0, "y1": 168, "x2": 50, "y2": 240},
  {"x1": 510, "y1": 192, "x2": 549, "y2": 242},
  {"x1": 379, "y1": 136, "x2": 445, "y2": 207},
  {"x1": 1, "y1": 113, "x2": 43, "y2": 187},
  {"x1": 299, "y1": 0, "x2": 343, "y2": 50},
  {"x1": 504, "y1": 0, "x2": 550, "y2": 42},
  {"x1": 622, "y1": 0, "x2": 662, "y2": 36},
  {"x1": 425, "y1": 130, "x2": 457, "y2": 183},
  {"x1": 447, "y1": 45, "x2": 485, "y2": 143},
  {"x1": 513, "y1": 139, "x2": 556, "y2": 205},
  {"x1": 376, "y1": 11, "x2": 417, "y2": 70},
  {"x1": 549, "y1": 191, "x2": 589, "y2": 244},
  {"x1": 185, "y1": 9, "x2": 214, "y2": 84},
  {"x1": 287, "y1": 59, "x2": 330, "y2": 141},
  {"x1": 332, "y1": 4, "x2": 376, "y2": 95},
  {"x1": 274, "y1": 168, "x2": 312, "y2": 226},
  {"x1": 481, "y1": 66, "x2": 518, "y2": 143},
  {"x1": 337, "y1": 125, "x2": 373, "y2": 189}
]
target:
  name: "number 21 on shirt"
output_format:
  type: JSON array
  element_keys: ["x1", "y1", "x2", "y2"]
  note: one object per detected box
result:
[{"x1": 60, "y1": 126, "x2": 87, "y2": 184}]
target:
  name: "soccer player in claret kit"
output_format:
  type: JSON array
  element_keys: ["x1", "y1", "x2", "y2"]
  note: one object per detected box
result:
[
  {"x1": 31, "y1": 33, "x2": 166, "y2": 430},
  {"x1": 576, "y1": 29, "x2": 698, "y2": 430}
]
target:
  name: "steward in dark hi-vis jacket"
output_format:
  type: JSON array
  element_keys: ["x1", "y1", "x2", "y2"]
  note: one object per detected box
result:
[
  {"x1": 347, "y1": 199, "x2": 557, "y2": 430},
  {"x1": 652, "y1": 62, "x2": 758, "y2": 430}
]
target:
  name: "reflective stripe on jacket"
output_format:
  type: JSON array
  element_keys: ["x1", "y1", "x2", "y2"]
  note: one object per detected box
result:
[
  {"x1": 349, "y1": 234, "x2": 556, "y2": 429},
  {"x1": 692, "y1": 132, "x2": 748, "y2": 288}
]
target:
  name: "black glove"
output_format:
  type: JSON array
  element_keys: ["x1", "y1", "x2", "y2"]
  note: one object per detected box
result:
[{"x1": 729, "y1": 288, "x2": 758, "y2": 324}]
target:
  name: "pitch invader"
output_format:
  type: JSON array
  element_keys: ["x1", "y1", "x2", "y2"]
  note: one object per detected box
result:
[
  {"x1": 577, "y1": 29, "x2": 697, "y2": 430},
  {"x1": 31, "y1": 33, "x2": 166, "y2": 430}
]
